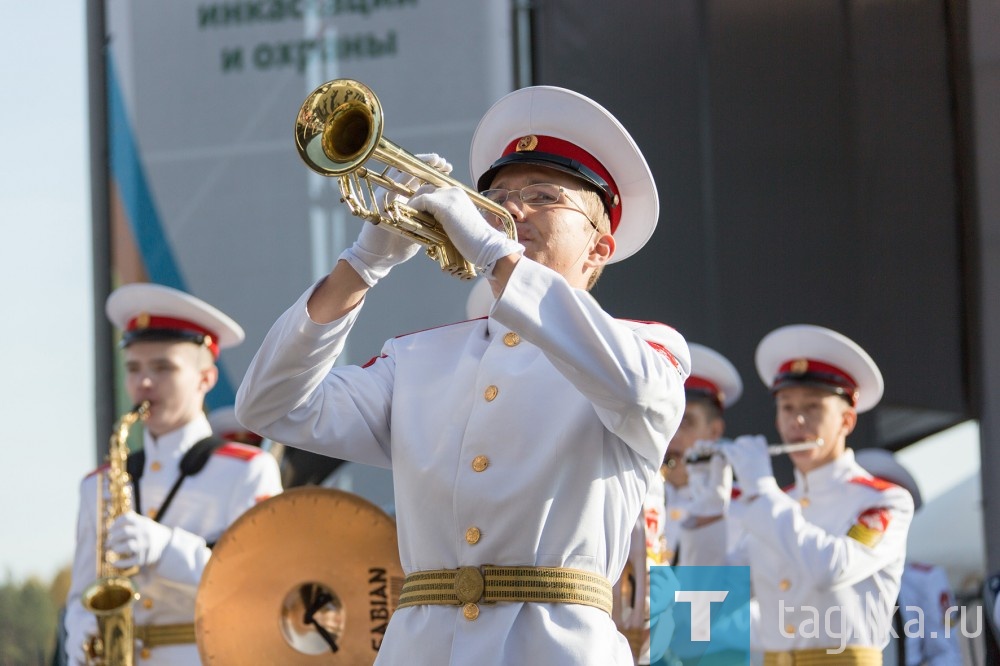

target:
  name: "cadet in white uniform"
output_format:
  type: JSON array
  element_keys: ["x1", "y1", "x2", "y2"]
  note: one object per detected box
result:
[
  {"x1": 665, "y1": 343, "x2": 744, "y2": 563},
  {"x1": 680, "y1": 324, "x2": 914, "y2": 665},
  {"x1": 855, "y1": 448, "x2": 962, "y2": 665},
  {"x1": 617, "y1": 343, "x2": 743, "y2": 665},
  {"x1": 236, "y1": 86, "x2": 690, "y2": 665},
  {"x1": 65, "y1": 284, "x2": 283, "y2": 665}
]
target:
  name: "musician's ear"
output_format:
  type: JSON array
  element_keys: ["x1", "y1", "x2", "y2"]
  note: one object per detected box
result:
[
  {"x1": 841, "y1": 404, "x2": 858, "y2": 437},
  {"x1": 709, "y1": 418, "x2": 725, "y2": 441}
]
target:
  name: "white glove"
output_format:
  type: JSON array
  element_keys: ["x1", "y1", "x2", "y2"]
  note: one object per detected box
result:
[
  {"x1": 69, "y1": 625, "x2": 96, "y2": 666},
  {"x1": 720, "y1": 434, "x2": 776, "y2": 496},
  {"x1": 407, "y1": 185, "x2": 524, "y2": 276},
  {"x1": 685, "y1": 440, "x2": 732, "y2": 517},
  {"x1": 106, "y1": 512, "x2": 172, "y2": 570},
  {"x1": 338, "y1": 153, "x2": 453, "y2": 286},
  {"x1": 380, "y1": 152, "x2": 453, "y2": 204}
]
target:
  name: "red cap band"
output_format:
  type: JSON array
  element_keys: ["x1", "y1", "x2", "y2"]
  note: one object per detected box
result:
[
  {"x1": 126, "y1": 315, "x2": 220, "y2": 358},
  {"x1": 685, "y1": 375, "x2": 724, "y2": 409},
  {"x1": 774, "y1": 358, "x2": 859, "y2": 404},
  {"x1": 499, "y1": 135, "x2": 622, "y2": 232}
]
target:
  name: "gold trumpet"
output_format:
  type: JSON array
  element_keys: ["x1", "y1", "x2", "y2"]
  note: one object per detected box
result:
[{"x1": 294, "y1": 78, "x2": 517, "y2": 280}]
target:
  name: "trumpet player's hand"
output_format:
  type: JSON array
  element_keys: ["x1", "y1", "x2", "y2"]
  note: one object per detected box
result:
[
  {"x1": 720, "y1": 434, "x2": 777, "y2": 496},
  {"x1": 408, "y1": 185, "x2": 524, "y2": 277},
  {"x1": 107, "y1": 511, "x2": 171, "y2": 570},
  {"x1": 377, "y1": 152, "x2": 453, "y2": 204},
  {"x1": 338, "y1": 153, "x2": 454, "y2": 287},
  {"x1": 686, "y1": 440, "x2": 732, "y2": 518}
]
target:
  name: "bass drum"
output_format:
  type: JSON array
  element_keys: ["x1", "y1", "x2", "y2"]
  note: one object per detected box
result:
[
  {"x1": 195, "y1": 487, "x2": 403, "y2": 665},
  {"x1": 322, "y1": 462, "x2": 396, "y2": 518}
]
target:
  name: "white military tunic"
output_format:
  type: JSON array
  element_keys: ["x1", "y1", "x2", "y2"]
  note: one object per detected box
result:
[
  {"x1": 236, "y1": 258, "x2": 690, "y2": 666},
  {"x1": 65, "y1": 415, "x2": 282, "y2": 665},
  {"x1": 680, "y1": 449, "x2": 913, "y2": 653},
  {"x1": 663, "y1": 481, "x2": 693, "y2": 565},
  {"x1": 896, "y1": 562, "x2": 962, "y2": 665}
]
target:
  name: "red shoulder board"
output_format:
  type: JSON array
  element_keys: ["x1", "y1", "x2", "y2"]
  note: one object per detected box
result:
[
  {"x1": 909, "y1": 561, "x2": 934, "y2": 572},
  {"x1": 84, "y1": 463, "x2": 111, "y2": 479},
  {"x1": 214, "y1": 442, "x2": 263, "y2": 461},
  {"x1": 619, "y1": 319, "x2": 676, "y2": 330},
  {"x1": 849, "y1": 475, "x2": 897, "y2": 492},
  {"x1": 362, "y1": 353, "x2": 388, "y2": 369},
  {"x1": 646, "y1": 341, "x2": 680, "y2": 370},
  {"x1": 730, "y1": 486, "x2": 743, "y2": 500},
  {"x1": 617, "y1": 320, "x2": 681, "y2": 367}
]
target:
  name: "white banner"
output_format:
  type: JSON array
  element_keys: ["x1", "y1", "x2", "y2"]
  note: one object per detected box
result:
[{"x1": 106, "y1": 0, "x2": 514, "y2": 406}]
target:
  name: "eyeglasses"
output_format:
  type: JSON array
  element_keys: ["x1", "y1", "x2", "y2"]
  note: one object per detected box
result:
[{"x1": 480, "y1": 183, "x2": 599, "y2": 231}]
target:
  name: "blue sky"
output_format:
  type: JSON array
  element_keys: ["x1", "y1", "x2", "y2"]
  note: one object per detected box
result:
[{"x1": 0, "y1": 2, "x2": 95, "y2": 581}]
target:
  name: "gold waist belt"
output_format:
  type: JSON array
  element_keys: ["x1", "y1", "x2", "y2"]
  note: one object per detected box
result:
[
  {"x1": 764, "y1": 646, "x2": 882, "y2": 666},
  {"x1": 398, "y1": 566, "x2": 613, "y2": 615},
  {"x1": 135, "y1": 622, "x2": 196, "y2": 648}
]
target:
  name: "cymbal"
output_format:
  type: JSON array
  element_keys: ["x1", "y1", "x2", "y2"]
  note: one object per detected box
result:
[{"x1": 196, "y1": 486, "x2": 403, "y2": 665}]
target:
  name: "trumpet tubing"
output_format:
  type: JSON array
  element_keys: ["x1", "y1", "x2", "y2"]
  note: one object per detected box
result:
[{"x1": 295, "y1": 79, "x2": 517, "y2": 280}]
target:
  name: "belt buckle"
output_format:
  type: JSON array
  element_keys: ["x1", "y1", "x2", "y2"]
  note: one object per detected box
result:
[{"x1": 454, "y1": 566, "x2": 485, "y2": 604}]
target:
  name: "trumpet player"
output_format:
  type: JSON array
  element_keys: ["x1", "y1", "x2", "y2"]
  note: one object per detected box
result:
[
  {"x1": 679, "y1": 324, "x2": 913, "y2": 665},
  {"x1": 237, "y1": 85, "x2": 690, "y2": 665},
  {"x1": 65, "y1": 284, "x2": 282, "y2": 665}
]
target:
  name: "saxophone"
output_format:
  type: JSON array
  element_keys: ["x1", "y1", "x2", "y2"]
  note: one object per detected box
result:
[{"x1": 81, "y1": 401, "x2": 150, "y2": 666}]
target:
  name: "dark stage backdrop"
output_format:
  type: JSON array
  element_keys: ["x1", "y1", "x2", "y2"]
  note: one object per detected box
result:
[{"x1": 531, "y1": 0, "x2": 972, "y2": 480}]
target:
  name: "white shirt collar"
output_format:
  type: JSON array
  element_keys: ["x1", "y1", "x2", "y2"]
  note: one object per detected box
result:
[
  {"x1": 793, "y1": 447, "x2": 858, "y2": 492},
  {"x1": 143, "y1": 413, "x2": 213, "y2": 463}
]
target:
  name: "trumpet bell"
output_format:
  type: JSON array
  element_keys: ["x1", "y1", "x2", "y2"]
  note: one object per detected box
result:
[
  {"x1": 293, "y1": 78, "x2": 517, "y2": 280},
  {"x1": 295, "y1": 79, "x2": 383, "y2": 177}
]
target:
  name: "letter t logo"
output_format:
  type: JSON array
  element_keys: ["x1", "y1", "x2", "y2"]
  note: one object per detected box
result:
[{"x1": 675, "y1": 590, "x2": 729, "y2": 641}]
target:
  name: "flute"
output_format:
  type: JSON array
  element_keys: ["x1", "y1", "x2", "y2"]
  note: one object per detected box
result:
[{"x1": 684, "y1": 439, "x2": 824, "y2": 465}]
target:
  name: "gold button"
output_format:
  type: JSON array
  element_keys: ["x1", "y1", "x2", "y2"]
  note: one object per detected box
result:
[
  {"x1": 463, "y1": 602, "x2": 480, "y2": 620},
  {"x1": 140, "y1": 647, "x2": 151, "y2": 659},
  {"x1": 799, "y1": 497, "x2": 810, "y2": 508},
  {"x1": 503, "y1": 332, "x2": 520, "y2": 347},
  {"x1": 150, "y1": 461, "x2": 162, "y2": 472},
  {"x1": 779, "y1": 579, "x2": 791, "y2": 591},
  {"x1": 664, "y1": 549, "x2": 675, "y2": 562},
  {"x1": 472, "y1": 455, "x2": 489, "y2": 472},
  {"x1": 670, "y1": 509, "x2": 683, "y2": 521},
  {"x1": 465, "y1": 526, "x2": 481, "y2": 544},
  {"x1": 785, "y1": 624, "x2": 796, "y2": 635},
  {"x1": 142, "y1": 597, "x2": 154, "y2": 609},
  {"x1": 147, "y1": 508, "x2": 158, "y2": 520},
  {"x1": 484, "y1": 385, "x2": 499, "y2": 401}
]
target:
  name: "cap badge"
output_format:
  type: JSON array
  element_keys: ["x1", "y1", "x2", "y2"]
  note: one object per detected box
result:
[
  {"x1": 203, "y1": 334, "x2": 214, "y2": 350},
  {"x1": 136, "y1": 312, "x2": 151, "y2": 329},
  {"x1": 790, "y1": 358, "x2": 810, "y2": 375},
  {"x1": 515, "y1": 135, "x2": 538, "y2": 152}
]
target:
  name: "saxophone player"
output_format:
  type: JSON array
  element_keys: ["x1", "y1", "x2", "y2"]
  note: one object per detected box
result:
[{"x1": 64, "y1": 284, "x2": 283, "y2": 665}]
